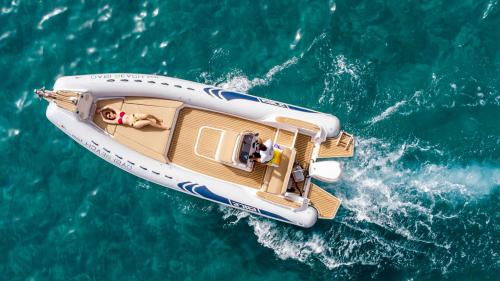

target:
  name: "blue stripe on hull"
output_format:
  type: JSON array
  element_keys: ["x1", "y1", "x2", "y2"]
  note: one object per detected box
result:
[
  {"x1": 176, "y1": 181, "x2": 291, "y2": 222},
  {"x1": 193, "y1": 185, "x2": 230, "y2": 205},
  {"x1": 202, "y1": 87, "x2": 316, "y2": 113}
]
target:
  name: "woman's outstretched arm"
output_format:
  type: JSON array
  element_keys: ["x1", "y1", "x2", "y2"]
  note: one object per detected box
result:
[
  {"x1": 102, "y1": 118, "x2": 118, "y2": 125},
  {"x1": 100, "y1": 105, "x2": 117, "y2": 112},
  {"x1": 96, "y1": 105, "x2": 116, "y2": 114}
]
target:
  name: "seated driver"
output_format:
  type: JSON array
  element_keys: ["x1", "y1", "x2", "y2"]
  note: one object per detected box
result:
[{"x1": 250, "y1": 139, "x2": 274, "y2": 163}]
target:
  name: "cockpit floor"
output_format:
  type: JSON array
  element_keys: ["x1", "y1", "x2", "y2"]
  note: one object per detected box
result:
[{"x1": 168, "y1": 107, "x2": 276, "y2": 189}]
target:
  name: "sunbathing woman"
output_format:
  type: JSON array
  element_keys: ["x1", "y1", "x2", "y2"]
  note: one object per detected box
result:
[{"x1": 96, "y1": 106, "x2": 169, "y2": 129}]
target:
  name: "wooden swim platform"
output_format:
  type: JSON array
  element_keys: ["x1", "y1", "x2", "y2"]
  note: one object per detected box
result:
[
  {"x1": 308, "y1": 183, "x2": 341, "y2": 219},
  {"x1": 318, "y1": 131, "x2": 354, "y2": 158}
]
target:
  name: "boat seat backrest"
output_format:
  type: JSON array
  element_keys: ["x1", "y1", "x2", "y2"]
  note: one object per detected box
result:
[
  {"x1": 195, "y1": 126, "x2": 241, "y2": 165},
  {"x1": 216, "y1": 130, "x2": 240, "y2": 164}
]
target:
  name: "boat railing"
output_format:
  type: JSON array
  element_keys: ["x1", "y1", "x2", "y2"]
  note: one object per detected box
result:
[{"x1": 35, "y1": 88, "x2": 94, "y2": 120}]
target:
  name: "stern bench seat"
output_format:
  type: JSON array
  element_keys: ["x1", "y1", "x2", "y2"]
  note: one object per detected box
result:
[{"x1": 260, "y1": 147, "x2": 296, "y2": 195}]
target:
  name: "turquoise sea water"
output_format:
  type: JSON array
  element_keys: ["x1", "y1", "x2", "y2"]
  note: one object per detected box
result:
[{"x1": 1, "y1": 0, "x2": 499, "y2": 280}]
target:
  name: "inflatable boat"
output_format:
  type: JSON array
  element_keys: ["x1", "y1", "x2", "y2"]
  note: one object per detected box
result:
[{"x1": 36, "y1": 73, "x2": 354, "y2": 227}]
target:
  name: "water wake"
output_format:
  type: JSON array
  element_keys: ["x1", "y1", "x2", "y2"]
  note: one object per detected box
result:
[
  {"x1": 207, "y1": 44, "x2": 499, "y2": 278},
  {"x1": 368, "y1": 100, "x2": 406, "y2": 124},
  {"x1": 202, "y1": 32, "x2": 331, "y2": 95},
  {"x1": 220, "y1": 137, "x2": 499, "y2": 277},
  {"x1": 318, "y1": 53, "x2": 368, "y2": 111},
  {"x1": 215, "y1": 56, "x2": 299, "y2": 93},
  {"x1": 482, "y1": 0, "x2": 497, "y2": 19}
]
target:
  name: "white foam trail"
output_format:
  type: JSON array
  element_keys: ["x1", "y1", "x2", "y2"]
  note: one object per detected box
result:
[
  {"x1": 300, "y1": 32, "x2": 327, "y2": 57},
  {"x1": 340, "y1": 138, "x2": 499, "y2": 255},
  {"x1": 367, "y1": 90, "x2": 427, "y2": 124},
  {"x1": 482, "y1": 0, "x2": 497, "y2": 19},
  {"x1": 334, "y1": 55, "x2": 360, "y2": 79},
  {"x1": 0, "y1": 31, "x2": 11, "y2": 42},
  {"x1": 37, "y1": 7, "x2": 68, "y2": 29},
  {"x1": 219, "y1": 206, "x2": 250, "y2": 226},
  {"x1": 207, "y1": 49, "x2": 498, "y2": 273},
  {"x1": 369, "y1": 100, "x2": 406, "y2": 124},
  {"x1": 349, "y1": 139, "x2": 498, "y2": 234},
  {"x1": 319, "y1": 54, "x2": 363, "y2": 106},
  {"x1": 248, "y1": 218, "x2": 327, "y2": 262},
  {"x1": 216, "y1": 56, "x2": 299, "y2": 92},
  {"x1": 203, "y1": 32, "x2": 330, "y2": 93},
  {"x1": 248, "y1": 217, "x2": 394, "y2": 270}
]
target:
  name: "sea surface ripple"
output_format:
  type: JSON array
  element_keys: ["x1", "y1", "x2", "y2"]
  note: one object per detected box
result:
[{"x1": 0, "y1": 1, "x2": 499, "y2": 280}]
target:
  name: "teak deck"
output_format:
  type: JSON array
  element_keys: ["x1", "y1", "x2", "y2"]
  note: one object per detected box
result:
[
  {"x1": 318, "y1": 133, "x2": 354, "y2": 158},
  {"x1": 92, "y1": 99, "x2": 341, "y2": 216},
  {"x1": 168, "y1": 107, "x2": 277, "y2": 189},
  {"x1": 94, "y1": 98, "x2": 182, "y2": 162},
  {"x1": 308, "y1": 183, "x2": 341, "y2": 219},
  {"x1": 256, "y1": 191, "x2": 301, "y2": 208}
]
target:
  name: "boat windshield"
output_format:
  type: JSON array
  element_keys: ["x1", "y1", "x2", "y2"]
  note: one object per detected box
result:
[{"x1": 238, "y1": 133, "x2": 257, "y2": 164}]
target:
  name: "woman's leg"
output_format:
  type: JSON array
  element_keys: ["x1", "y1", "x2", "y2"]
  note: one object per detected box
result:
[
  {"x1": 146, "y1": 114, "x2": 162, "y2": 122},
  {"x1": 132, "y1": 120, "x2": 152, "y2": 128},
  {"x1": 135, "y1": 113, "x2": 162, "y2": 122},
  {"x1": 133, "y1": 113, "x2": 149, "y2": 119},
  {"x1": 147, "y1": 119, "x2": 169, "y2": 129},
  {"x1": 132, "y1": 119, "x2": 169, "y2": 129}
]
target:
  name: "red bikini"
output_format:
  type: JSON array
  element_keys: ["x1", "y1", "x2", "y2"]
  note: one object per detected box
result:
[{"x1": 117, "y1": 111, "x2": 125, "y2": 124}]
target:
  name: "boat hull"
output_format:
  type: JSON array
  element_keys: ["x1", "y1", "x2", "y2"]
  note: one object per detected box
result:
[{"x1": 46, "y1": 103, "x2": 318, "y2": 227}]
